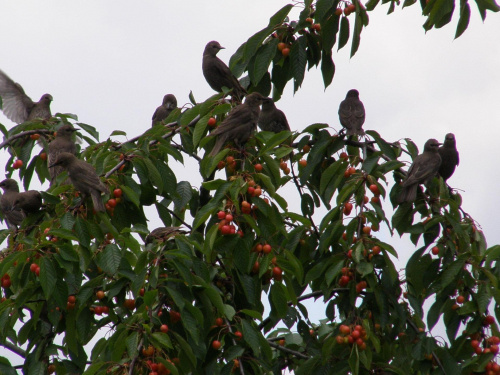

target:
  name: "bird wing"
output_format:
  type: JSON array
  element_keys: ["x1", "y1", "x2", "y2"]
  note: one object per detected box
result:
[
  {"x1": 210, "y1": 104, "x2": 256, "y2": 136},
  {"x1": 152, "y1": 105, "x2": 168, "y2": 124},
  {"x1": 0, "y1": 70, "x2": 34, "y2": 123},
  {"x1": 70, "y1": 161, "x2": 108, "y2": 194},
  {"x1": 276, "y1": 109, "x2": 291, "y2": 131},
  {"x1": 339, "y1": 101, "x2": 365, "y2": 127},
  {"x1": 403, "y1": 154, "x2": 441, "y2": 187}
]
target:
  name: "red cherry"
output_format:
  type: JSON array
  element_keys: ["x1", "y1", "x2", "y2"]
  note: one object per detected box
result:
[
  {"x1": 160, "y1": 324, "x2": 169, "y2": 333},
  {"x1": 212, "y1": 340, "x2": 221, "y2": 350},
  {"x1": 13, "y1": 159, "x2": 23, "y2": 169},
  {"x1": 208, "y1": 117, "x2": 217, "y2": 127}
]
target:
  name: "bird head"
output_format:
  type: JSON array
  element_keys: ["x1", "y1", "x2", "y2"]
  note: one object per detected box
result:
[
  {"x1": 49, "y1": 152, "x2": 76, "y2": 168},
  {"x1": 345, "y1": 89, "x2": 360, "y2": 98},
  {"x1": 261, "y1": 97, "x2": 276, "y2": 111},
  {"x1": 244, "y1": 92, "x2": 267, "y2": 107},
  {"x1": 423, "y1": 139, "x2": 442, "y2": 153},
  {"x1": 0, "y1": 178, "x2": 19, "y2": 192},
  {"x1": 204, "y1": 41, "x2": 224, "y2": 56},
  {"x1": 40, "y1": 94, "x2": 53, "y2": 103},
  {"x1": 443, "y1": 133, "x2": 456, "y2": 146},
  {"x1": 162, "y1": 94, "x2": 178, "y2": 109},
  {"x1": 56, "y1": 124, "x2": 79, "y2": 138}
]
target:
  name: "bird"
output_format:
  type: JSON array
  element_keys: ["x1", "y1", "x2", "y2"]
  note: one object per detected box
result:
[
  {"x1": 146, "y1": 226, "x2": 187, "y2": 244},
  {"x1": 208, "y1": 92, "x2": 265, "y2": 157},
  {"x1": 398, "y1": 138, "x2": 442, "y2": 204},
  {"x1": 258, "y1": 98, "x2": 290, "y2": 133},
  {"x1": 338, "y1": 89, "x2": 365, "y2": 136},
  {"x1": 13, "y1": 190, "x2": 42, "y2": 215},
  {"x1": 152, "y1": 94, "x2": 178, "y2": 126},
  {"x1": 202, "y1": 41, "x2": 246, "y2": 102},
  {"x1": 49, "y1": 152, "x2": 109, "y2": 212},
  {"x1": 438, "y1": 133, "x2": 459, "y2": 182},
  {"x1": 48, "y1": 124, "x2": 78, "y2": 185},
  {"x1": 0, "y1": 178, "x2": 24, "y2": 227},
  {"x1": 0, "y1": 69, "x2": 53, "y2": 124}
]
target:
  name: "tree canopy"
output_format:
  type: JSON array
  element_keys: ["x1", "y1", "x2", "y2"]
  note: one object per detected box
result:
[{"x1": 0, "y1": 1, "x2": 500, "y2": 374}]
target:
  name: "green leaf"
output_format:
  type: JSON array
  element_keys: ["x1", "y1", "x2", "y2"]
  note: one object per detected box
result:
[
  {"x1": 193, "y1": 114, "x2": 209, "y2": 148},
  {"x1": 455, "y1": 1, "x2": 471, "y2": 38},
  {"x1": 270, "y1": 282, "x2": 289, "y2": 318},
  {"x1": 321, "y1": 51, "x2": 335, "y2": 89},
  {"x1": 151, "y1": 332, "x2": 173, "y2": 349},
  {"x1": 98, "y1": 244, "x2": 121, "y2": 275},
  {"x1": 290, "y1": 36, "x2": 307, "y2": 92},
  {"x1": 350, "y1": 10, "x2": 363, "y2": 57},
  {"x1": 250, "y1": 39, "x2": 279, "y2": 85},
  {"x1": 242, "y1": 319, "x2": 262, "y2": 356},
  {"x1": 338, "y1": 16, "x2": 350, "y2": 50},
  {"x1": 40, "y1": 256, "x2": 57, "y2": 299},
  {"x1": 75, "y1": 216, "x2": 91, "y2": 248}
]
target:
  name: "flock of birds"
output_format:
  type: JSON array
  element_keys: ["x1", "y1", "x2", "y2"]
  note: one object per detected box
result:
[{"x1": 0, "y1": 40, "x2": 459, "y2": 230}]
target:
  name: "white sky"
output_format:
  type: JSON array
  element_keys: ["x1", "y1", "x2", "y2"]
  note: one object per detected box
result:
[{"x1": 0, "y1": 0, "x2": 499, "y2": 371}]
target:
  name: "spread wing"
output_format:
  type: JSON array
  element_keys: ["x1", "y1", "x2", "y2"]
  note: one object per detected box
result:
[{"x1": 0, "y1": 69, "x2": 34, "y2": 123}]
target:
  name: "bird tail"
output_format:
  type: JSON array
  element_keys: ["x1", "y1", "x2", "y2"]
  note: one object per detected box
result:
[
  {"x1": 209, "y1": 137, "x2": 226, "y2": 157},
  {"x1": 397, "y1": 185, "x2": 417, "y2": 204},
  {"x1": 91, "y1": 192, "x2": 106, "y2": 212}
]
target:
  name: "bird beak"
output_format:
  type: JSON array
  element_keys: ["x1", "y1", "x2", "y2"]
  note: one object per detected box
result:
[
  {"x1": 48, "y1": 162, "x2": 57, "y2": 168},
  {"x1": 72, "y1": 128, "x2": 80, "y2": 132},
  {"x1": 220, "y1": 46, "x2": 226, "y2": 50}
]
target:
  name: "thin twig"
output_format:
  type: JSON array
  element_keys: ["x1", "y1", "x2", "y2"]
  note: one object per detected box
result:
[
  {"x1": 113, "y1": 120, "x2": 179, "y2": 150},
  {"x1": 0, "y1": 129, "x2": 53, "y2": 149},
  {"x1": 105, "y1": 115, "x2": 202, "y2": 179},
  {"x1": 128, "y1": 337, "x2": 144, "y2": 375},
  {"x1": 258, "y1": 289, "x2": 347, "y2": 330},
  {"x1": 1, "y1": 341, "x2": 26, "y2": 358},
  {"x1": 267, "y1": 340, "x2": 309, "y2": 359},
  {"x1": 166, "y1": 208, "x2": 193, "y2": 230}
]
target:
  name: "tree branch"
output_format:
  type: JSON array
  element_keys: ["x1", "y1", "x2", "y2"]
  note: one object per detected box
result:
[
  {"x1": 0, "y1": 129, "x2": 53, "y2": 149},
  {"x1": 1, "y1": 341, "x2": 26, "y2": 358},
  {"x1": 267, "y1": 340, "x2": 309, "y2": 359}
]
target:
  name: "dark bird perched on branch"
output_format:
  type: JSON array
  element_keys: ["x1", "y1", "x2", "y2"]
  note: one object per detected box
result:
[
  {"x1": 338, "y1": 89, "x2": 365, "y2": 136},
  {"x1": 152, "y1": 94, "x2": 177, "y2": 126},
  {"x1": 258, "y1": 98, "x2": 290, "y2": 133},
  {"x1": 13, "y1": 190, "x2": 42, "y2": 215},
  {"x1": 0, "y1": 69, "x2": 52, "y2": 124},
  {"x1": 48, "y1": 124, "x2": 78, "y2": 185},
  {"x1": 208, "y1": 92, "x2": 266, "y2": 157},
  {"x1": 438, "y1": 133, "x2": 459, "y2": 182},
  {"x1": 49, "y1": 152, "x2": 108, "y2": 212},
  {"x1": 0, "y1": 178, "x2": 24, "y2": 227},
  {"x1": 202, "y1": 41, "x2": 246, "y2": 102},
  {"x1": 398, "y1": 138, "x2": 442, "y2": 204}
]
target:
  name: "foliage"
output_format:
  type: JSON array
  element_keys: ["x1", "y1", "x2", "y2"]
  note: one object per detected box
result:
[{"x1": 1, "y1": 2, "x2": 500, "y2": 375}]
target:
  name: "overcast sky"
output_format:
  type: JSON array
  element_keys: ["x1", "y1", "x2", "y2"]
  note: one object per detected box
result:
[{"x1": 1, "y1": 0, "x2": 499, "y2": 370}]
